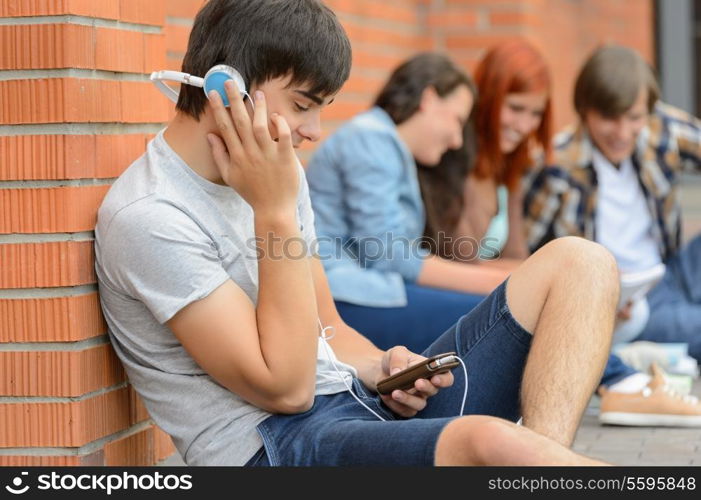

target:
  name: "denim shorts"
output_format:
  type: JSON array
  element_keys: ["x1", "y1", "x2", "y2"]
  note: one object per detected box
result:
[{"x1": 246, "y1": 279, "x2": 532, "y2": 466}]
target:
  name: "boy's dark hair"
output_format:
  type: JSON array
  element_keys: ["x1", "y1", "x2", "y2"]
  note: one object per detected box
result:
[
  {"x1": 374, "y1": 53, "x2": 476, "y2": 125},
  {"x1": 177, "y1": 0, "x2": 352, "y2": 120},
  {"x1": 574, "y1": 44, "x2": 659, "y2": 119}
]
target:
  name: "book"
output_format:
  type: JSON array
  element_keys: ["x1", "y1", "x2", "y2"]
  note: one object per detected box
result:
[{"x1": 618, "y1": 263, "x2": 666, "y2": 310}]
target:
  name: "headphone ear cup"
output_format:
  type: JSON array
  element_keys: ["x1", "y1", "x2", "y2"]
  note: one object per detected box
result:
[{"x1": 203, "y1": 64, "x2": 247, "y2": 107}]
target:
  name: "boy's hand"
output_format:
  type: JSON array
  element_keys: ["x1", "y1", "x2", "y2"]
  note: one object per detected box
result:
[
  {"x1": 375, "y1": 346, "x2": 454, "y2": 418},
  {"x1": 207, "y1": 81, "x2": 299, "y2": 216},
  {"x1": 616, "y1": 300, "x2": 633, "y2": 321}
]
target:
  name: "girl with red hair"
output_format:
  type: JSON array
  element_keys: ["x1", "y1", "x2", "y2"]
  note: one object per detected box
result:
[{"x1": 419, "y1": 39, "x2": 552, "y2": 261}]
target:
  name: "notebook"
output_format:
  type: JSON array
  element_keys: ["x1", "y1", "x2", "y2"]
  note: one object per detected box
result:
[{"x1": 618, "y1": 263, "x2": 666, "y2": 310}]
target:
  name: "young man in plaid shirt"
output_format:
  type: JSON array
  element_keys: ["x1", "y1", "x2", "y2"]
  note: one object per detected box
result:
[{"x1": 524, "y1": 45, "x2": 701, "y2": 427}]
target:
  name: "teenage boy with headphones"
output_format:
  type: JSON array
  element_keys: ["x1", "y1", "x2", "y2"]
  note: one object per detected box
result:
[{"x1": 96, "y1": 0, "x2": 619, "y2": 466}]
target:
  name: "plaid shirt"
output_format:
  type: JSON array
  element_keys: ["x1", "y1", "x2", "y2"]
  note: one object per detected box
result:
[{"x1": 524, "y1": 102, "x2": 701, "y2": 260}]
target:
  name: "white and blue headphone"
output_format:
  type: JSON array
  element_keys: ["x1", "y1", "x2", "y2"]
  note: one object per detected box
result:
[{"x1": 150, "y1": 64, "x2": 253, "y2": 108}]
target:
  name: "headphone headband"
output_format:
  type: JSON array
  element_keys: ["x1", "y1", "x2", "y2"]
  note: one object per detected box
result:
[{"x1": 149, "y1": 65, "x2": 250, "y2": 108}]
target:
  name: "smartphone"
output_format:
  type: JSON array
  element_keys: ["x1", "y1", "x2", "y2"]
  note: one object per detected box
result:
[{"x1": 376, "y1": 352, "x2": 460, "y2": 395}]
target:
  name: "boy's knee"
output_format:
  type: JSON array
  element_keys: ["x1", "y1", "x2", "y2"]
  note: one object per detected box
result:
[
  {"x1": 436, "y1": 416, "x2": 515, "y2": 465},
  {"x1": 547, "y1": 236, "x2": 609, "y2": 263},
  {"x1": 547, "y1": 237, "x2": 618, "y2": 290}
]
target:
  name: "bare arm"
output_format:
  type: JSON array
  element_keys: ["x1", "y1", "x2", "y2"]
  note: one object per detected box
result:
[
  {"x1": 480, "y1": 257, "x2": 523, "y2": 272},
  {"x1": 501, "y1": 187, "x2": 530, "y2": 260},
  {"x1": 167, "y1": 83, "x2": 318, "y2": 413},
  {"x1": 310, "y1": 257, "x2": 455, "y2": 417},
  {"x1": 166, "y1": 229, "x2": 317, "y2": 414},
  {"x1": 416, "y1": 254, "x2": 509, "y2": 295},
  {"x1": 450, "y1": 211, "x2": 481, "y2": 261},
  {"x1": 311, "y1": 257, "x2": 384, "y2": 383},
  {"x1": 452, "y1": 174, "x2": 493, "y2": 259},
  {"x1": 419, "y1": 175, "x2": 514, "y2": 293}
]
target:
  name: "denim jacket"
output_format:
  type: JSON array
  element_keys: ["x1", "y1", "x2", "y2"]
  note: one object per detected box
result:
[{"x1": 306, "y1": 107, "x2": 428, "y2": 307}]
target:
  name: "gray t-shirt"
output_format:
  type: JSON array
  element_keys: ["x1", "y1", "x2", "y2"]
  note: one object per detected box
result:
[{"x1": 95, "y1": 129, "x2": 356, "y2": 465}]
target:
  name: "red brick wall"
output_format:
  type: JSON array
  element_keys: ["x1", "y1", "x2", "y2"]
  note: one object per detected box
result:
[
  {"x1": 526, "y1": 0, "x2": 654, "y2": 133},
  {"x1": 0, "y1": 0, "x2": 174, "y2": 466},
  {"x1": 313, "y1": 0, "x2": 653, "y2": 156},
  {"x1": 0, "y1": 0, "x2": 653, "y2": 465}
]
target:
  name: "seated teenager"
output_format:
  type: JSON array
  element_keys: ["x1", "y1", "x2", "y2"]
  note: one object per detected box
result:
[
  {"x1": 522, "y1": 44, "x2": 701, "y2": 426},
  {"x1": 96, "y1": 0, "x2": 619, "y2": 466},
  {"x1": 420, "y1": 40, "x2": 701, "y2": 428},
  {"x1": 307, "y1": 54, "x2": 511, "y2": 352}
]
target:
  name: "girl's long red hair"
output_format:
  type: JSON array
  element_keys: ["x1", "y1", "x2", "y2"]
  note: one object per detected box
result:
[{"x1": 473, "y1": 40, "x2": 553, "y2": 191}]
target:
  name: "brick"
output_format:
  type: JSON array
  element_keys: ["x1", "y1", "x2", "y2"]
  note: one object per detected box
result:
[
  {"x1": 0, "y1": 455, "x2": 78, "y2": 466},
  {"x1": 321, "y1": 99, "x2": 366, "y2": 122},
  {"x1": 154, "y1": 425, "x2": 176, "y2": 462},
  {"x1": 104, "y1": 427, "x2": 155, "y2": 466},
  {"x1": 338, "y1": 74, "x2": 384, "y2": 96},
  {"x1": 120, "y1": 80, "x2": 172, "y2": 122},
  {"x1": 0, "y1": 451, "x2": 103, "y2": 466},
  {"x1": 0, "y1": 0, "x2": 120, "y2": 20},
  {"x1": 120, "y1": 80, "x2": 172, "y2": 123},
  {"x1": 0, "y1": 78, "x2": 74, "y2": 123},
  {"x1": 95, "y1": 28, "x2": 144, "y2": 73},
  {"x1": 0, "y1": 185, "x2": 110, "y2": 234},
  {"x1": 519, "y1": 0, "x2": 653, "y2": 132},
  {"x1": 0, "y1": 79, "x2": 169, "y2": 124},
  {"x1": 119, "y1": 0, "x2": 165, "y2": 26},
  {"x1": 128, "y1": 385, "x2": 150, "y2": 426},
  {"x1": 164, "y1": 22, "x2": 191, "y2": 55},
  {"x1": 0, "y1": 240, "x2": 96, "y2": 289},
  {"x1": 0, "y1": 134, "x2": 149, "y2": 181},
  {"x1": 166, "y1": 54, "x2": 183, "y2": 72},
  {"x1": 351, "y1": 48, "x2": 411, "y2": 73},
  {"x1": 450, "y1": 54, "x2": 480, "y2": 74},
  {"x1": 0, "y1": 25, "x2": 166, "y2": 73},
  {"x1": 0, "y1": 293, "x2": 106, "y2": 343},
  {"x1": 96, "y1": 133, "x2": 153, "y2": 175},
  {"x1": 342, "y1": 22, "x2": 431, "y2": 52},
  {"x1": 0, "y1": 343, "x2": 126, "y2": 397},
  {"x1": 445, "y1": 33, "x2": 520, "y2": 50},
  {"x1": 427, "y1": 11, "x2": 479, "y2": 29},
  {"x1": 0, "y1": 0, "x2": 166, "y2": 25},
  {"x1": 0, "y1": 386, "x2": 143, "y2": 447},
  {"x1": 0, "y1": 24, "x2": 94, "y2": 70},
  {"x1": 143, "y1": 32, "x2": 167, "y2": 73},
  {"x1": 445, "y1": 0, "x2": 526, "y2": 6},
  {"x1": 489, "y1": 10, "x2": 540, "y2": 28},
  {"x1": 166, "y1": 0, "x2": 204, "y2": 20},
  {"x1": 327, "y1": 0, "x2": 419, "y2": 26}
]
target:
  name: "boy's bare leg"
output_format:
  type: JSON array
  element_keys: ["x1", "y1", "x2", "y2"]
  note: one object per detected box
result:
[
  {"x1": 435, "y1": 415, "x2": 606, "y2": 465},
  {"x1": 506, "y1": 237, "x2": 619, "y2": 447}
]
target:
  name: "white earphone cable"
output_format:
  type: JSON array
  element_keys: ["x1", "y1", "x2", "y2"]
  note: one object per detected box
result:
[
  {"x1": 317, "y1": 319, "x2": 469, "y2": 420},
  {"x1": 318, "y1": 320, "x2": 386, "y2": 421}
]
